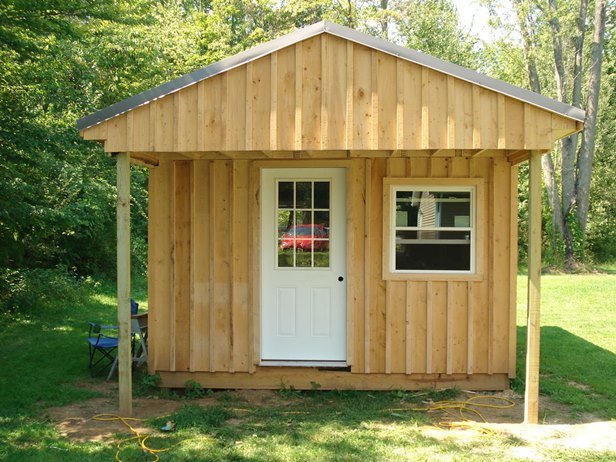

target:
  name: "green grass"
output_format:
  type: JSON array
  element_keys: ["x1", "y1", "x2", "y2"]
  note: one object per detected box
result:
[
  {"x1": 0, "y1": 272, "x2": 615, "y2": 461},
  {"x1": 516, "y1": 272, "x2": 616, "y2": 418}
]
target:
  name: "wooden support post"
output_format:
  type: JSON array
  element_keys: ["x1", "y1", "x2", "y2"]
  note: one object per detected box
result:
[
  {"x1": 524, "y1": 150, "x2": 542, "y2": 424},
  {"x1": 116, "y1": 152, "x2": 132, "y2": 416}
]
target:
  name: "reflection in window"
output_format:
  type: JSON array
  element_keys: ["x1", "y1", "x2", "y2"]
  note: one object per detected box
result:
[
  {"x1": 393, "y1": 188, "x2": 473, "y2": 272},
  {"x1": 277, "y1": 180, "x2": 330, "y2": 269}
]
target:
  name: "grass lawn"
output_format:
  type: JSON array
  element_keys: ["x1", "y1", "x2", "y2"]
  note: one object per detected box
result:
[
  {"x1": 516, "y1": 272, "x2": 616, "y2": 419},
  {"x1": 0, "y1": 272, "x2": 614, "y2": 461}
]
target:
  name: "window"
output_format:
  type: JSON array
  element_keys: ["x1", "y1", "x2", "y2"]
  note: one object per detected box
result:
[
  {"x1": 384, "y1": 179, "x2": 483, "y2": 278},
  {"x1": 276, "y1": 180, "x2": 330, "y2": 269}
]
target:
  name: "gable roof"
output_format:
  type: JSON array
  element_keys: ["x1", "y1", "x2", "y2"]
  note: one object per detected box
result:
[{"x1": 77, "y1": 20, "x2": 585, "y2": 131}]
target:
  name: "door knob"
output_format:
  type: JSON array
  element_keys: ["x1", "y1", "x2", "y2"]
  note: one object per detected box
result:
[{"x1": 338, "y1": 276, "x2": 344, "y2": 282}]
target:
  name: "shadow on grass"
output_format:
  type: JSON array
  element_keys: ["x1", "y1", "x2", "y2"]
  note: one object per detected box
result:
[{"x1": 516, "y1": 325, "x2": 616, "y2": 418}]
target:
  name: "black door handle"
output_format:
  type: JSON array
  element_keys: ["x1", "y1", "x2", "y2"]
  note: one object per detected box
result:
[{"x1": 338, "y1": 276, "x2": 344, "y2": 282}]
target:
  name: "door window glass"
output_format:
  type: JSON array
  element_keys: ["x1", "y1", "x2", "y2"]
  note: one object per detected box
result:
[{"x1": 277, "y1": 180, "x2": 330, "y2": 269}]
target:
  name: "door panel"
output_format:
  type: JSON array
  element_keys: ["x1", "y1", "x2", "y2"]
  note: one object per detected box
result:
[{"x1": 261, "y1": 168, "x2": 346, "y2": 362}]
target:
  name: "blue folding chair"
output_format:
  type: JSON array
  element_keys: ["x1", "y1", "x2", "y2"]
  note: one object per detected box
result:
[{"x1": 87, "y1": 322, "x2": 119, "y2": 379}]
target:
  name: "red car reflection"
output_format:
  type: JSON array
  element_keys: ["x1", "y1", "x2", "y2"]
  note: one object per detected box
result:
[{"x1": 280, "y1": 224, "x2": 329, "y2": 251}]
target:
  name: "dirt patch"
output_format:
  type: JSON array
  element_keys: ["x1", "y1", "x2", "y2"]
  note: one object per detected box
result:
[{"x1": 46, "y1": 383, "x2": 615, "y2": 455}]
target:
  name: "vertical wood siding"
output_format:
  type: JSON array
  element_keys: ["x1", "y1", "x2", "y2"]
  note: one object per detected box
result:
[
  {"x1": 84, "y1": 34, "x2": 577, "y2": 153},
  {"x1": 148, "y1": 155, "x2": 514, "y2": 378}
]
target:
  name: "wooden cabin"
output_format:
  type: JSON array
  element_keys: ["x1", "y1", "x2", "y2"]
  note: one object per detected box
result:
[{"x1": 78, "y1": 22, "x2": 584, "y2": 395}]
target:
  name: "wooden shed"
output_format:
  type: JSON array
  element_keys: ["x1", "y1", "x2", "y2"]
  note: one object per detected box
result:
[{"x1": 78, "y1": 22, "x2": 584, "y2": 418}]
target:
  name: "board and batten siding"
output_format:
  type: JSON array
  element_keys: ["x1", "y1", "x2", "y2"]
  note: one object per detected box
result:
[
  {"x1": 148, "y1": 154, "x2": 516, "y2": 389},
  {"x1": 82, "y1": 34, "x2": 578, "y2": 158}
]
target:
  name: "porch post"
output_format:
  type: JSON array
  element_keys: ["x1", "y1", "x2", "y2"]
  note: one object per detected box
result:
[
  {"x1": 524, "y1": 150, "x2": 542, "y2": 424},
  {"x1": 116, "y1": 152, "x2": 132, "y2": 416}
]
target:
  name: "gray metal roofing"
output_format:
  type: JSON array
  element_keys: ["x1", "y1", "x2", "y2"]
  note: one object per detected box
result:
[{"x1": 76, "y1": 20, "x2": 585, "y2": 131}]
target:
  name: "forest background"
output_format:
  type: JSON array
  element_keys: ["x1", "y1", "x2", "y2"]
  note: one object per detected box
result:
[{"x1": 0, "y1": 0, "x2": 614, "y2": 311}]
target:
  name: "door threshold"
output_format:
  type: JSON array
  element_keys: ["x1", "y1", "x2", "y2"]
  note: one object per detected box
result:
[{"x1": 260, "y1": 360, "x2": 347, "y2": 368}]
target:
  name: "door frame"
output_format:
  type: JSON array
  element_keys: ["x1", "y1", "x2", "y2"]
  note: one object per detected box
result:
[{"x1": 254, "y1": 162, "x2": 350, "y2": 367}]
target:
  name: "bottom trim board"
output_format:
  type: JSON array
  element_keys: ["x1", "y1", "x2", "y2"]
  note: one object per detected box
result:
[{"x1": 156, "y1": 370, "x2": 509, "y2": 391}]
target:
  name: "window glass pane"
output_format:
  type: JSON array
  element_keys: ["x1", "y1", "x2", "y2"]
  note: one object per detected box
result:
[
  {"x1": 314, "y1": 211, "x2": 329, "y2": 231},
  {"x1": 393, "y1": 186, "x2": 473, "y2": 272},
  {"x1": 277, "y1": 210, "x2": 293, "y2": 237},
  {"x1": 296, "y1": 182, "x2": 312, "y2": 209},
  {"x1": 296, "y1": 251, "x2": 311, "y2": 267},
  {"x1": 295, "y1": 210, "x2": 312, "y2": 227},
  {"x1": 314, "y1": 244, "x2": 329, "y2": 267},
  {"x1": 396, "y1": 242, "x2": 471, "y2": 271},
  {"x1": 278, "y1": 181, "x2": 294, "y2": 208},
  {"x1": 396, "y1": 230, "x2": 471, "y2": 242},
  {"x1": 395, "y1": 191, "x2": 420, "y2": 227},
  {"x1": 434, "y1": 191, "x2": 470, "y2": 227},
  {"x1": 314, "y1": 181, "x2": 330, "y2": 209},
  {"x1": 278, "y1": 241, "x2": 294, "y2": 267}
]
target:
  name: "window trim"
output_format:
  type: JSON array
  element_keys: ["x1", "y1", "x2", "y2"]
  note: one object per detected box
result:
[{"x1": 383, "y1": 178, "x2": 485, "y2": 281}]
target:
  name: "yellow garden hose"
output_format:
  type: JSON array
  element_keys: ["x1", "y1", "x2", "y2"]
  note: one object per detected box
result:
[
  {"x1": 92, "y1": 413, "x2": 172, "y2": 462},
  {"x1": 394, "y1": 394, "x2": 516, "y2": 434}
]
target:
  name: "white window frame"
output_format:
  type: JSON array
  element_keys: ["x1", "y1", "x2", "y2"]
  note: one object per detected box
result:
[{"x1": 383, "y1": 178, "x2": 484, "y2": 281}]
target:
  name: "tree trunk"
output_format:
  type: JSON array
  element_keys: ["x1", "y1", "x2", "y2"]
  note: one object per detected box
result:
[
  {"x1": 561, "y1": 0, "x2": 588, "y2": 215},
  {"x1": 380, "y1": 0, "x2": 389, "y2": 39},
  {"x1": 576, "y1": 0, "x2": 607, "y2": 232},
  {"x1": 513, "y1": 0, "x2": 565, "y2": 250}
]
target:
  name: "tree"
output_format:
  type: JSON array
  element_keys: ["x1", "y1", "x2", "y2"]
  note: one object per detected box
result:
[{"x1": 485, "y1": 0, "x2": 610, "y2": 267}]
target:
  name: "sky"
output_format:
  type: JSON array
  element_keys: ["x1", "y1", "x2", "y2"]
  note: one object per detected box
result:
[{"x1": 450, "y1": 0, "x2": 517, "y2": 43}]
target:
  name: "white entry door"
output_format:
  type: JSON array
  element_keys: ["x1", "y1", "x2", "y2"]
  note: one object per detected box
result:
[{"x1": 261, "y1": 168, "x2": 346, "y2": 363}]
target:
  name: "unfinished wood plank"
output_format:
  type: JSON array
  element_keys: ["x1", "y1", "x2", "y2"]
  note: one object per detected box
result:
[
  {"x1": 371, "y1": 50, "x2": 379, "y2": 150},
  {"x1": 226, "y1": 67, "x2": 247, "y2": 151},
  {"x1": 150, "y1": 162, "x2": 171, "y2": 372},
  {"x1": 107, "y1": 114, "x2": 128, "y2": 153},
  {"x1": 467, "y1": 282, "x2": 474, "y2": 374},
  {"x1": 450, "y1": 281, "x2": 468, "y2": 374},
  {"x1": 446, "y1": 76, "x2": 456, "y2": 149},
  {"x1": 525, "y1": 150, "x2": 542, "y2": 424},
  {"x1": 347, "y1": 158, "x2": 366, "y2": 372},
  {"x1": 426, "y1": 281, "x2": 433, "y2": 374},
  {"x1": 211, "y1": 161, "x2": 232, "y2": 371},
  {"x1": 232, "y1": 160, "x2": 250, "y2": 372},
  {"x1": 153, "y1": 96, "x2": 174, "y2": 152},
  {"x1": 245, "y1": 62, "x2": 254, "y2": 151},
  {"x1": 277, "y1": 46, "x2": 296, "y2": 151},
  {"x1": 353, "y1": 44, "x2": 373, "y2": 150},
  {"x1": 248, "y1": 161, "x2": 261, "y2": 372},
  {"x1": 454, "y1": 79, "x2": 474, "y2": 149},
  {"x1": 364, "y1": 159, "x2": 372, "y2": 373},
  {"x1": 324, "y1": 35, "x2": 347, "y2": 149},
  {"x1": 159, "y1": 370, "x2": 511, "y2": 391},
  {"x1": 345, "y1": 41, "x2": 354, "y2": 149},
  {"x1": 378, "y1": 52, "x2": 397, "y2": 149},
  {"x1": 320, "y1": 34, "x2": 329, "y2": 150},
  {"x1": 402, "y1": 61, "x2": 422, "y2": 149},
  {"x1": 172, "y1": 161, "x2": 192, "y2": 372},
  {"x1": 427, "y1": 69, "x2": 447, "y2": 149},
  {"x1": 301, "y1": 36, "x2": 322, "y2": 149},
  {"x1": 368, "y1": 158, "x2": 386, "y2": 373},
  {"x1": 130, "y1": 105, "x2": 151, "y2": 152},
  {"x1": 251, "y1": 56, "x2": 272, "y2": 151},
  {"x1": 492, "y1": 156, "x2": 511, "y2": 373},
  {"x1": 294, "y1": 43, "x2": 303, "y2": 150},
  {"x1": 396, "y1": 59, "x2": 404, "y2": 149},
  {"x1": 201, "y1": 76, "x2": 225, "y2": 151},
  {"x1": 509, "y1": 165, "x2": 519, "y2": 378},
  {"x1": 191, "y1": 160, "x2": 210, "y2": 372},
  {"x1": 407, "y1": 281, "x2": 427, "y2": 374},
  {"x1": 116, "y1": 152, "x2": 131, "y2": 415},
  {"x1": 421, "y1": 67, "x2": 429, "y2": 149},
  {"x1": 505, "y1": 98, "x2": 524, "y2": 150},
  {"x1": 177, "y1": 84, "x2": 198, "y2": 151},
  {"x1": 431, "y1": 281, "x2": 448, "y2": 373},
  {"x1": 270, "y1": 53, "x2": 278, "y2": 150}
]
